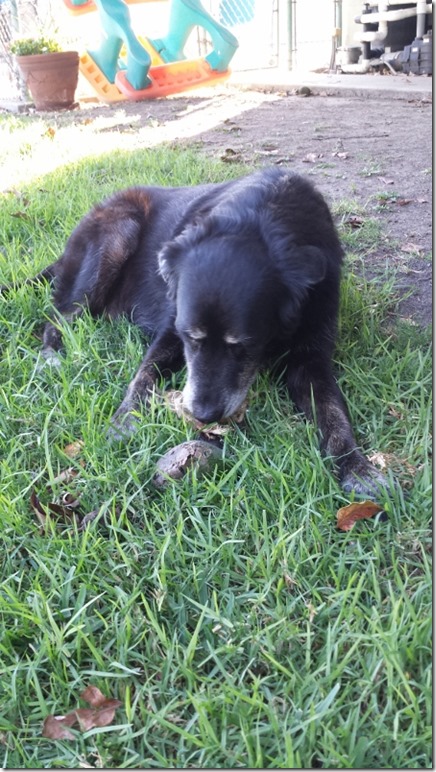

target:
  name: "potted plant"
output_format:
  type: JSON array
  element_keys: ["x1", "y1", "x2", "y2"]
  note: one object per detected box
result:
[{"x1": 10, "y1": 34, "x2": 79, "y2": 111}]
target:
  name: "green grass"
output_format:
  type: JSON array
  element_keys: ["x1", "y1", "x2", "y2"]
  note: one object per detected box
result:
[{"x1": 0, "y1": 146, "x2": 432, "y2": 769}]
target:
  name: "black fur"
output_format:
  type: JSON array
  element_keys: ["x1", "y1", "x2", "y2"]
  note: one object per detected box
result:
[{"x1": 19, "y1": 167, "x2": 389, "y2": 494}]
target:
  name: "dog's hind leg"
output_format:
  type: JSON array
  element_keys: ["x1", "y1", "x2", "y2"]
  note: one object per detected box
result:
[
  {"x1": 41, "y1": 202, "x2": 144, "y2": 364},
  {"x1": 286, "y1": 356, "x2": 390, "y2": 497},
  {"x1": 109, "y1": 327, "x2": 184, "y2": 439},
  {"x1": 41, "y1": 308, "x2": 83, "y2": 366}
]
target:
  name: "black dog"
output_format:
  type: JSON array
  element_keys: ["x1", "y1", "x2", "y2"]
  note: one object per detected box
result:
[{"x1": 23, "y1": 167, "x2": 388, "y2": 495}]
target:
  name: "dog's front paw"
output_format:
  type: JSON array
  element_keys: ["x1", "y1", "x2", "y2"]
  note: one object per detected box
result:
[
  {"x1": 340, "y1": 457, "x2": 394, "y2": 498},
  {"x1": 108, "y1": 406, "x2": 141, "y2": 440},
  {"x1": 37, "y1": 347, "x2": 62, "y2": 370}
]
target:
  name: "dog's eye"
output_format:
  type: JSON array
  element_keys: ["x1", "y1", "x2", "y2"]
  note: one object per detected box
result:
[
  {"x1": 226, "y1": 340, "x2": 245, "y2": 356},
  {"x1": 184, "y1": 332, "x2": 204, "y2": 349}
]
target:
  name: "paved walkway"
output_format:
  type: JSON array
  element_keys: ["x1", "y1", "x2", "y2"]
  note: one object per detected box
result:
[
  {"x1": 1, "y1": 66, "x2": 431, "y2": 113},
  {"x1": 230, "y1": 67, "x2": 432, "y2": 101}
]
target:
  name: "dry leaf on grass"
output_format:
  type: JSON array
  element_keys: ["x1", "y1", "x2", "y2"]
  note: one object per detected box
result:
[
  {"x1": 11, "y1": 210, "x2": 31, "y2": 220},
  {"x1": 63, "y1": 440, "x2": 85, "y2": 458},
  {"x1": 49, "y1": 467, "x2": 81, "y2": 486},
  {"x1": 368, "y1": 451, "x2": 419, "y2": 484},
  {"x1": 388, "y1": 406, "x2": 404, "y2": 420},
  {"x1": 303, "y1": 152, "x2": 323, "y2": 163},
  {"x1": 81, "y1": 685, "x2": 117, "y2": 707},
  {"x1": 30, "y1": 473, "x2": 101, "y2": 533},
  {"x1": 42, "y1": 686, "x2": 122, "y2": 741},
  {"x1": 30, "y1": 489, "x2": 80, "y2": 531},
  {"x1": 400, "y1": 242, "x2": 422, "y2": 254},
  {"x1": 42, "y1": 714, "x2": 76, "y2": 741},
  {"x1": 306, "y1": 602, "x2": 317, "y2": 623},
  {"x1": 337, "y1": 500, "x2": 386, "y2": 531},
  {"x1": 220, "y1": 147, "x2": 244, "y2": 163},
  {"x1": 343, "y1": 214, "x2": 365, "y2": 229}
]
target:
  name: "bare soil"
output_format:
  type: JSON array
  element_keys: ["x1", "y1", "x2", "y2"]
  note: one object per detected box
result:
[{"x1": 7, "y1": 83, "x2": 433, "y2": 325}]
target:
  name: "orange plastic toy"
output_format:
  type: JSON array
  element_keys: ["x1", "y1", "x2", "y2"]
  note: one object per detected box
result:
[
  {"x1": 65, "y1": 0, "x2": 238, "y2": 101},
  {"x1": 115, "y1": 57, "x2": 231, "y2": 100}
]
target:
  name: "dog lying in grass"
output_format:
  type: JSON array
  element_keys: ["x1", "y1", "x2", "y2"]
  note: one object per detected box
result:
[{"x1": 8, "y1": 167, "x2": 390, "y2": 495}]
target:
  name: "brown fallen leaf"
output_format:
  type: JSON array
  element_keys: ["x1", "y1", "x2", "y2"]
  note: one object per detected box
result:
[
  {"x1": 337, "y1": 500, "x2": 385, "y2": 531},
  {"x1": 220, "y1": 147, "x2": 243, "y2": 164},
  {"x1": 303, "y1": 152, "x2": 323, "y2": 163},
  {"x1": 42, "y1": 687, "x2": 122, "y2": 741},
  {"x1": 81, "y1": 685, "x2": 114, "y2": 707},
  {"x1": 42, "y1": 714, "x2": 76, "y2": 741},
  {"x1": 63, "y1": 440, "x2": 85, "y2": 458},
  {"x1": 74, "y1": 705, "x2": 120, "y2": 731},
  {"x1": 396, "y1": 198, "x2": 413, "y2": 206},
  {"x1": 61, "y1": 491, "x2": 82, "y2": 508},
  {"x1": 368, "y1": 451, "x2": 419, "y2": 482},
  {"x1": 343, "y1": 214, "x2": 365, "y2": 229},
  {"x1": 388, "y1": 406, "x2": 404, "y2": 420},
  {"x1": 50, "y1": 467, "x2": 81, "y2": 487},
  {"x1": 400, "y1": 242, "x2": 422, "y2": 254},
  {"x1": 0, "y1": 731, "x2": 14, "y2": 749},
  {"x1": 30, "y1": 489, "x2": 79, "y2": 531},
  {"x1": 283, "y1": 571, "x2": 297, "y2": 590},
  {"x1": 257, "y1": 148, "x2": 279, "y2": 156},
  {"x1": 11, "y1": 210, "x2": 31, "y2": 220}
]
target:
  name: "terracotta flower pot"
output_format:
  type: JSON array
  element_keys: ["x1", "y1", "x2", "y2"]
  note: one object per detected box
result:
[{"x1": 15, "y1": 51, "x2": 79, "y2": 110}]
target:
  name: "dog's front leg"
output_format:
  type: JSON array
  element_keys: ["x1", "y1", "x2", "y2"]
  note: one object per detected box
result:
[
  {"x1": 286, "y1": 358, "x2": 390, "y2": 496},
  {"x1": 109, "y1": 328, "x2": 184, "y2": 439}
]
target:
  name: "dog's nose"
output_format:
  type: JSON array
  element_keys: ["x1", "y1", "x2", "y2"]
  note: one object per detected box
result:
[{"x1": 193, "y1": 405, "x2": 223, "y2": 424}]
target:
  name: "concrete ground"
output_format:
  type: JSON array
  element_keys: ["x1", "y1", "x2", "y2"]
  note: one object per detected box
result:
[
  {"x1": 229, "y1": 67, "x2": 432, "y2": 101},
  {"x1": 0, "y1": 64, "x2": 432, "y2": 113}
]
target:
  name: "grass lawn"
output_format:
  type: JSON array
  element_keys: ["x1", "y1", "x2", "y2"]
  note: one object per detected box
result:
[{"x1": 0, "y1": 143, "x2": 432, "y2": 769}]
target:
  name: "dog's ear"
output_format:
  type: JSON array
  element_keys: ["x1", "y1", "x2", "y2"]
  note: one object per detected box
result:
[
  {"x1": 294, "y1": 245, "x2": 327, "y2": 285},
  {"x1": 278, "y1": 245, "x2": 327, "y2": 328},
  {"x1": 157, "y1": 217, "x2": 211, "y2": 299},
  {"x1": 157, "y1": 239, "x2": 183, "y2": 300}
]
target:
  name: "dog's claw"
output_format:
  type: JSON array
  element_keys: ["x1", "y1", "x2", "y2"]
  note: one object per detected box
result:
[
  {"x1": 108, "y1": 409, "x2": 140, "y2": 440},
  {"x1": 340, "y1": 463, "x2": 393, "y2": 498}
]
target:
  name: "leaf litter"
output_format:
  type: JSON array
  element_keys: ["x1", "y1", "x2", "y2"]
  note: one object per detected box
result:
[
  {"x1": 42, "y1": 686, "x2": 122, "y2": 741},
  {"x1": 337, "y1": 500, "x2": 386, "y2": 532},
  {"x1": 30, "y1": 439, "x2": 97, "y2": 533}
]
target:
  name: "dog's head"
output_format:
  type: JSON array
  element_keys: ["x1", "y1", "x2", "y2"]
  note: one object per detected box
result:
[{"x1": 158, "y1": 213, "x2": 327, "y2": 423}]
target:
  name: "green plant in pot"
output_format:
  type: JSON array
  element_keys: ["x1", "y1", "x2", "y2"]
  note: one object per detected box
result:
[{"x1": 10, "y1": 35, "x2": 80, "y2": 111}]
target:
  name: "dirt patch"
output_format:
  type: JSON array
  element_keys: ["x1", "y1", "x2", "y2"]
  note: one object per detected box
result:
[{"x1": 4, "y1": 83, "x2": 433, "y2": 325}]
